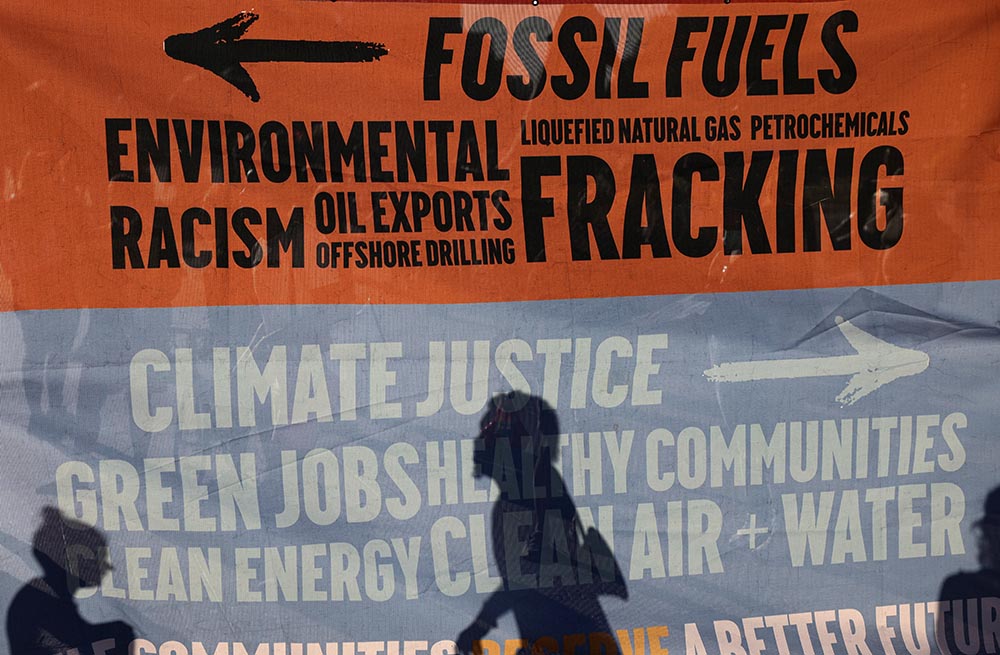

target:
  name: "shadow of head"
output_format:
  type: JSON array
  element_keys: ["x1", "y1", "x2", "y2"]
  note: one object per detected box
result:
[
  {"x1": 32, "y1": 507, "x2": 111, "y2": 593},
  {"x1": 976, "y1": 486, "x2": 1000, "y2": 570},
  {"x1": 473, "y1": 392, "x2": 559, "y2": 481}
]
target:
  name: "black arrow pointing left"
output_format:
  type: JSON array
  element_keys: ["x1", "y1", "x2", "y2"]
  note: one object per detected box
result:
[{"x1": 164, "y1": 11, "x2": 388, "y2": 102}]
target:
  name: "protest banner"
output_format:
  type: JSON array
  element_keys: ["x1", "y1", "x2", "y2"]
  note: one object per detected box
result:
[{"x1": 2, "y1": 1, "x2": 999, "y2": 653}]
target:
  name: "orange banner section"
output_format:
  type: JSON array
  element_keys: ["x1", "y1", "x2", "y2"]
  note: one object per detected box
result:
[{"x1": 1, "y1": 0, "x2": 998, "y2": 310}]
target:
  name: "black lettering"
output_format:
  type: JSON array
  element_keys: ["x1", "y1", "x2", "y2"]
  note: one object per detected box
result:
[
  {"x1": 723, "y1": 151, "x2": 773, "y2": 254},
  {"x1": 463, "y1": 18, "x2": 507, "y2": 101},
  {"x1": 105, "y1": 119, "x2": 134, "y2": 182},
  {"x1": 508, "y1": 17, "x2": 551, "y2": 101},
  {"x1": 368, "y1": 121, "x2": 394, "y2": 182},
  {"x1": 267, "y1": 207, "x2": 305, "y2": 267},
  {"x1": 858, "y1": 146, "x2": 903, "y2": 250},
  {"x1": 492, "y1": 190, "x2": 512, "y2": 230},
  {"x1": 595, "y1": 18, "x2": 621, "y2": 99},
  {"x1": 818, "y1": 11, "x2": 858, "y2": 94},
  {"x1": 485, "y1": 121, "x2": 510, "y2": 181},
  {"x1": 259, "y1": 121, "x2": 292, "y2": 183},
  {"x1": 618, "y1": 18, "x2": 649, "y2": 99},
  {"x1": 567, "y1": 155, "x2": 619, "y2": 260},
  {"x1": 622, "y1": 154, "x2": 669, "y2": 258},
  {"x1": 136, "y1": 118, "x2": 171, "y2": 183},
  {"x1": 232, "y1": 207, "x2": 263, "y2": 268},
  {"x1": 110, "y1": 205, "x2": 143, "y2": 268},
  {"x1": 783, "y1": 15, "x2": 815, "y2": 94},
  {"x1": 174, "y1": 119, "x2": 205, "y2": 183},
  {"x1": 181, "y1": 207, "x2": 212, "y2": 268},
  {"x1": 328, "y1": 121, "x2": 367, "y2": 182},
  {"x1": 293, "y1": 121, "x2": 328, "y2": 183},
  {"x1": 424, "y1": 18, "x2": 464, "y2": 101},
  {"x1": 214, "y1": 207, "x2": 229, "y2": 267},
  {"x1": 803, "y1": 148, "x2": 853, "y2": 251},
  {"x1": 454, "y1": 192, "x2": 475, "y2": 231},
  {"x1": 224, "y1": 121, "x2": 259, "y2": 183},
  {"x1": 396, "y1": 121, "x2": 427, "y2": 183},
  {"x1": 428, "y1": 121, "x2": 455, "y2": 182},
  {"x1": 703, "y1": 16, "x2": 751, "y2": 98},
  {"x1": 775, "y1": 150, "x2": 798, "y2": 253},
  {"x1": 666, "y1": 17, "x2": 709, "y2": 97},
  {"x1": 746, "y1": 15, "x2": 787, "y2": 96},
  {"x1": 207, "y1": 121, "x2": 224, "y2": 183},
  {"x1": 149, "y1": 207, "x2": 180, "y2": 268},
  {"x1": 520, "y1": 156, "x2": 561, "y2": 262},
  {"x1": 433, "y1": 191, "x2": 454, "y2": 231},
  {"x1": 455, "y1": 121, "x2": 484, "y2": 182},
  {"x1": 672, "y1": 153, "x2": 720, "y2": 258},
  {"x1": 552, "y1": 17, "x2": 596, "y2": 101}
]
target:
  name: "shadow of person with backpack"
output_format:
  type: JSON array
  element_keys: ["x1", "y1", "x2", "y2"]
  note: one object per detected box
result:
[
  {"x1": 938, "y1": 485, "x2": 1000, "y2": 655},
  {"x1": 7, "y1": 507, "x2": 136, "y2": 655},
  {"x1": 456, "y1": 392, "x2": 628, "y2": 655}
]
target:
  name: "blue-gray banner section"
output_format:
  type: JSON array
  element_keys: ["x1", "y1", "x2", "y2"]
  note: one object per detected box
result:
[{"x1": 1, "y1": 282, "x2": 996, "y2": 655}]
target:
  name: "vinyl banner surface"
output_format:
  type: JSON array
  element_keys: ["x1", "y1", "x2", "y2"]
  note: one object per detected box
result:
[{"x1": 2, "y1": 2, "x2": 999, "y2": 655}]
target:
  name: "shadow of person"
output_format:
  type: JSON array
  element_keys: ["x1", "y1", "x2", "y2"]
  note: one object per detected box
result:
[
  {"x1": 938, "y1": 486, "x2": 1000, "y2": 655},
  {"x1": 7, "y1": 507, "x2": 135, "y2": 655},
  {"x1": 456, "y1": 392, "x2": 628, "y2": 655}
]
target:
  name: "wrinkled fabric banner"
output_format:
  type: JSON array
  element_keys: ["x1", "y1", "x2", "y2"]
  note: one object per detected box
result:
[{"x1": 2, "y1": 2, "x2": 999, "y2": 655}]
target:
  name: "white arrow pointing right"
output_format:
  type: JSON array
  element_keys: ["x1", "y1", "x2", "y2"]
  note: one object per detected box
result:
[{"x1": 704, "y1": 316, "x2": 930, "y2": 405}]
